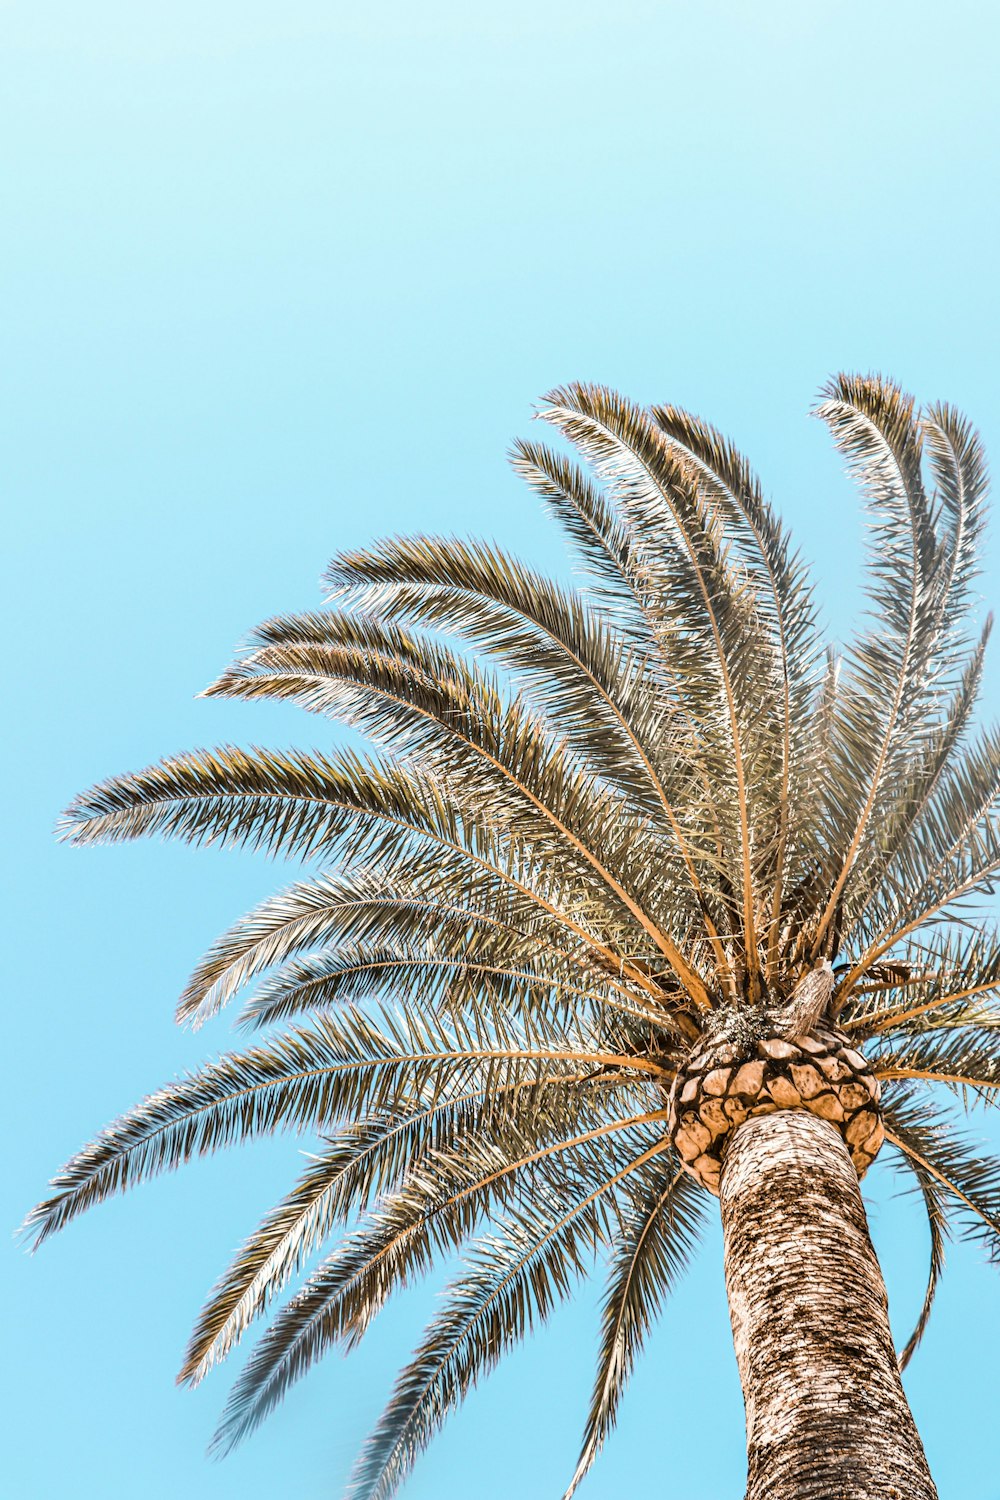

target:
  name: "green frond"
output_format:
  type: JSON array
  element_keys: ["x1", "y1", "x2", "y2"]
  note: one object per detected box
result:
[
  {"x1": 650, "y1": 401, "x2": 824, "y2": 975},
  {"x1": 343, "y1": 1133, "x2": 674, "y2": 1500},
  {"x1": 564, "y1": 1163, "x2": 707, "y2": 1498},
  {"x1": 238, "y1": 944, "x2": 648, "y2": 1034},
  {"x1": 882, "y1": 1088, "x2": 1000, "y2": 1263},
  {"x1": 212, "y1": 1121, "x2": 668, "y2": 1459},
  {"x1": 181, "y1": 1071, "x2": 634, "y2": 1386},
  {"x1": 884, "y1": 1142, "x2": 950, "y2": 1370},
  {"x1": 809, "y1": 375, "x2": 946, "y2": 954},
  {"x1": 24, "y1": 1008, "x2": 630, "y2": 1249},
  {"x1": 537, "y1": 382, "x2": 779, "y2": 984}
]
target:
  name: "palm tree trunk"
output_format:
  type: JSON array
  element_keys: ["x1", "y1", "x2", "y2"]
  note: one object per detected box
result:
[{"x1": 719, "y1": 1108, "x2": 937, "y2": 1500}]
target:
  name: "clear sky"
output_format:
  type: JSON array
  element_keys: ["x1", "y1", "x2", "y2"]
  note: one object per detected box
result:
[{"x1": 5, "y1": 3, "x2": 1000, "y2": 1497}]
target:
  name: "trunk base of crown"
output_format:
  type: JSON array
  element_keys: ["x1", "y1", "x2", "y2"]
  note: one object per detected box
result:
[{"x1": 666, "y1": 1023, "x2": 883, "y2": 1195}]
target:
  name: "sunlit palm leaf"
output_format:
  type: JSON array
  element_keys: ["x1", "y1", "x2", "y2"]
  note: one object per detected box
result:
[
  {"x1": 563, "y1": 1162, "x2": 707, "y2": 1497},
  {"x1": 343, "y1": 1134, "x2": 674, "y2": 1500}
]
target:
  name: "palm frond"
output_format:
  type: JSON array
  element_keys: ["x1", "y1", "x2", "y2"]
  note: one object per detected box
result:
[
  {"x1": 238, "y1": 944, "x2": 651, "y2": 1034},
  {"x1": 874, "y1": 1032, "x2": 1000, "y2": 1104},
  {"x1": 212, "y1": 1123, "x2": 669, "y2": 1458},
  {"x1": 883, "y1": 1142, "x2": 950, "y2": 1370},
  {"x1": 563, "y1": 1163, "x2": 707, "y2": 1498},
  {"x1": 55, "y1": 741, "x2": 720, "y2": 1022},
  {"x1": 508, "y1": 438, "x2": 677, "y2": 657},
  {"x1": 24, "y1": 1008, "x2": 645, "y2": 1248},
  {"x1": 204, "y1": 629, "x2": 712, "y2": 1002},
  {"x1": 841, "y1": 927, "x2": 1000, "y2": 1035},
  {"x1": 810, "y1": 375, "x2": 945, "y2": 952},
  {"x1": 318, "y1": 535, "x2": 732, "y2": 964},
  {"x1": 177, "y1": 870, "x2": 531, "y2": 1028},
  {"x1": 181, "y1": 1070, "x2": 631, "y2": 1386},
  {"x1": 882, "y1": 1088, "x2": 1000, "y2": 1262},
  {"x1": 650, "y1": 402, "x2": 825, "y2": 973},
  {"x1": 840, "y1": 758, "x2": 1000, "y2": 990},
  {"x1": 319, "y1": 539, "x2": 678, "y2": 803},
  {"x1": 343, "y1": 1134, "x2": 674, "y2": 1500},
  {"x1": 842, "y1": 618, "x2": 993, "y2": 944},
  {"x1": 538, "y1": 383, "x2": 773, "y2": 987},
  {"x1": 922, "y1": 400, "x2": 990, "y2": 643}
]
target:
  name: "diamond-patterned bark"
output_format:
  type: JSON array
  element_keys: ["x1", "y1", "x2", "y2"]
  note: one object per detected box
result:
[{"x1": 666, "y1": 1024, "x2": 883, "y2": 1195}]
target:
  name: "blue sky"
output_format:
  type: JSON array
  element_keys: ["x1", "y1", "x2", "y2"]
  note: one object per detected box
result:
[{"x1": 5, "y1": 2, "x2": 1000, "y2": 1496}]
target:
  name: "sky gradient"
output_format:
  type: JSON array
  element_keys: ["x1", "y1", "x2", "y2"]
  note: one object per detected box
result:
[{"x1": 6, "y1": 3, "x2": 1000, "y2": 1497}]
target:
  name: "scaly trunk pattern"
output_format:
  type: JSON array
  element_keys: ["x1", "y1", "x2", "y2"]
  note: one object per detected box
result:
[{"x1": 719, "y1": 1109, "x2": 937, "y2": 1500}]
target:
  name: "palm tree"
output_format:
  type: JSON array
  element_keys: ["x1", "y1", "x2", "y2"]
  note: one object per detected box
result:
[{"x1": 25, "y1": 375, "x2": 1000, "y2": 1499}]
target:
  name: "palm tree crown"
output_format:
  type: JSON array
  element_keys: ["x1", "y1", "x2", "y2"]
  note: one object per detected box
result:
[{"x1": 26, "y1": 375, "x2": 1000, "y2": 1498}]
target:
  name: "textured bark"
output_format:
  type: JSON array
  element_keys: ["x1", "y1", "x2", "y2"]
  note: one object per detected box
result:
[
  {"x1": 719, "y1": 1110, "x2": 937, "y2": 1500},
  {"x1": 667, "y1": 1021, "x2": 883, "y2": 1194}
]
